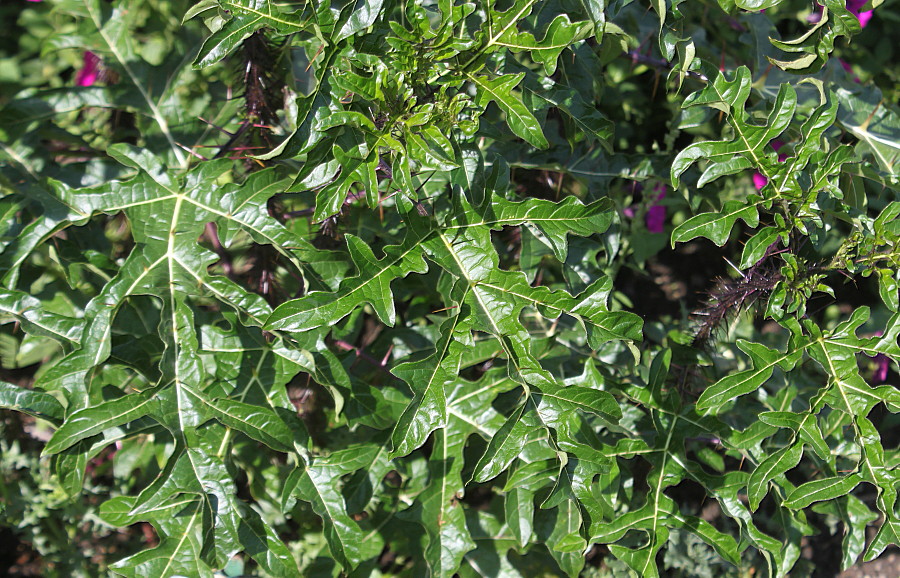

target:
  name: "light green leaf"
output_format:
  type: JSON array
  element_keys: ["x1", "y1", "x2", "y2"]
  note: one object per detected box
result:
[
  {"x1": 673, "y1": 67, "x2": 796, "y2": 189},
  {"x1": 109, "y1": 499, "x2": 215, "y2": 577}
]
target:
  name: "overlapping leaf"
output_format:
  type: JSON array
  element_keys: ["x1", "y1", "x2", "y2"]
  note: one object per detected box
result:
[
  {"x1": 17, "y1": 145, "x2": 330, "y2": 574},
  {"x1": 2, "y1": 0, "x2": 899, "y2": 576},
  {"x1": 192, "y1": 0, "x2": 310, "y2": 68},
  {"x1": 672, "y1": 66, "x2": 796, "y2": 189}
]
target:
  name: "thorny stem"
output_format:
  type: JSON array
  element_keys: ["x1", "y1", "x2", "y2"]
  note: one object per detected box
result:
[{"x1": 691, "y1": 242, "x2": 783, "y2": 344}]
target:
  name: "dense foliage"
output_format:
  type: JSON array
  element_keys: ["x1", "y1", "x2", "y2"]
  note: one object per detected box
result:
[{"x1": 0, "y1": 0, "x2": 898, "y2": 576}]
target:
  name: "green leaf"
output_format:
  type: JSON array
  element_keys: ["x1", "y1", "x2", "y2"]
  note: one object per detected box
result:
[
  {"x1": 697, "y1": 340, "x2": 802, "y2": 414},
  {"x1": 740, "y1": 226, "x2": 782, "y2": 269},
  {"x1": 673, "y1": 68, "x2": 797, "y2": 189},
  {"x1": 877, "y1": 268, "x2": 899, "y2": 312},
  {"x1": 266, "y1": 232, "x2": 430, "y2": 331},
  {"x1": 459, "y1": 195, "x2": 616, "y2": 262},
  {"x1": 505, "y1": 486, "x2": 535, "y2": 550},
  {"x1": 843, "y1": 496, "x2": 880, "y2": 569},
  {"x1": 415, "y1": 427, "x2": 478, "y2": 577},
  {"x1": 735, "y1": 0, "x2": 782, "y2": 8},
  {"x1": 865, "y1": 513, "x2": 900, "y2": 562},
  {"x1": 836, "y1": 86, "x2": 900, "y2": 176},
  {"x1": 0, "y1": 289, "x2": 83, "y2": 346},
  {"x1": 110, "y1": 499, "x2": 216, "y2": 577},
  {"x1": 784, "y1": 474, "x2": 862, "y2": 509},
  {"x1": 747, "y1": 442, "x2": 803, "y2": 511},
  {"x1": 285, "y1": 454, "x2": 383, "y2": 570},
  {"x1": 205, "y1": 397, "x2": 295, "y2": 452},
  {"x1": 758, "y1": 411, "x2": 831, "y2": 462},
  {"x1": 335, "y1": 0, "x2": 385, "y2": 42},
  {"x1": 536, "y1": 381, "x2": 621, "y2": 424},
  {"x1": 494, "y1": 15, "x2": 591, "y2": 75},
  {"x1": 473, "y1": 405, "x2": 539, "y2": 482},
  {"x1": 542, "y1": 500, "x2": 587, "y2": 576},
  {"x1": 671, "y1": 200, "x2": 761, "y2": 247},
  {"x1": 234, "y1": 506, "x2": 303, "y2": 577},
  {"x1": 0, "y1": 381, "x2": 65, "y2": 424},
  {"x1": 461, "y1": 0, "x2": 541, "y2": 66},
  {"x1": 193, "y1": 0, "x2": 308, "y2": 68},
  {"x1": 43, "y1": 390, "x2": 160, "y2": 455},
  {"x1": 525, "y1": 82, "x2": 614, "y2": 146},
  {"x1": 389, "y1": 317, "x2": 463, "y2": 458},
  {"x1": 468, "y1": 73, "x2": 549, "y2": 149},
  {"x1": 767, "y1": 0, "x2": 866, "y2": 73},
  {"x1": 808, "y1": 338, "x2": 888, "y2": 417}
]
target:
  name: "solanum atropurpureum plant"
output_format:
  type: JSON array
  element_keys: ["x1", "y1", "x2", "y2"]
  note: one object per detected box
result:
[{"x1": 0, "y1": 0, "x2": 898, "y2": 576}]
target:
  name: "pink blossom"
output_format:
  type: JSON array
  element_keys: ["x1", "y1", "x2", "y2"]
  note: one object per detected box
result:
[
  {"x1": 752, "y1": 140, "x2": 787, "y2": 191},
  {"x1": 75, "y1": 51, "x2": 101, "y2": 87}
]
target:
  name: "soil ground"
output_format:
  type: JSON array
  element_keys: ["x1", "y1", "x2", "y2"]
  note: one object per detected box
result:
[{"x1": 837, "y1": 552, "x2": 900, "y2": 578}]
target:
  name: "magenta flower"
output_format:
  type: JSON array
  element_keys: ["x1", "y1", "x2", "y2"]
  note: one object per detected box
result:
[
  {"x1": 874, "y1": 355, "x2": 890, "y2": 383},
  {"x1": 809, "y1": 1, "x2": 873, "y2": 28},
  {"x1": 646, "y1": 184, "x2": 667, "y2": 233},
  {"x1": 839, "y1": 59, "x2": 861, "y2": 83},
  {"x1": 872, "y1": 331, "x2": 892, "y2": 384},
  {"x1": 623, "y1": 182, "x2": 667, "y2": 233},
  {"x1": 846, "y1": 0, "x2": 873, "y2": 27},
  {"x1": 752, "y1": 172, "x2": 768, "y2": 191},
  {"x1": 75, "y1": 51, "x2": 101, "y2": 87},
  {"x1": 622, "y1": 181, "x2": 640, "y2": 220},
  {"x1": 753, "y1": 140, "x2": 787, "y2": 191}
]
